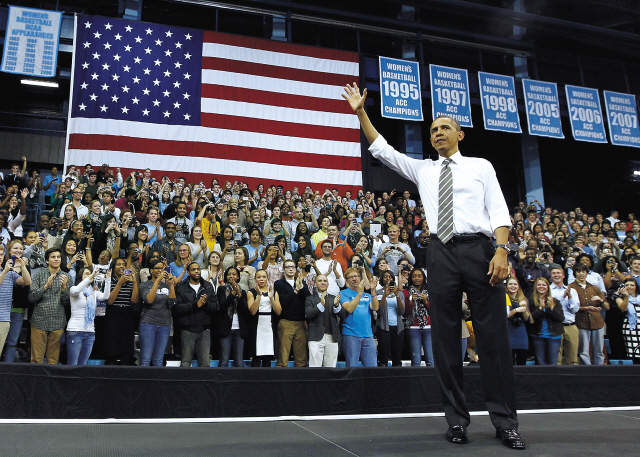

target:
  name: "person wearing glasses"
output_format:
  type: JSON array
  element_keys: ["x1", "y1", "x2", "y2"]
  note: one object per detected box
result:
[
  {"x1": 339, "y1": 267, "x2": 379, "y2": 367},
  {"x1": 274, "y1": 259, "x2": 309, "y2": 367},
  {"x1": 60, "y1": 188, "x2": 89, "y2": 219}
]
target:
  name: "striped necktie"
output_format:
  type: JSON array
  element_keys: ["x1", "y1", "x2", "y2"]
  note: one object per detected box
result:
[{"x1": 437, "y1": 158, "x2": 454, "y2": 244}]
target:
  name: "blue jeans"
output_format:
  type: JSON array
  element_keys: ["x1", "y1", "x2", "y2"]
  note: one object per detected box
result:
[
  {"x1": 4, "y1": 311, "x2": 25, "y2": 363},
  {"x1": 180, "y1": 328, "x2": 211, "y2": 367},
  {"x1": 342, "y1": 334, "x2": 377, "y2": 367},
  {"x1": 531, "y1": 336, "x2": 562, "y2": 365},
  {"x1": 219, "y1": 329, "x2": 244, "y2": 367},
  {"x1": 66, "y1": 331, "x2": 96, "y2": 365},
  {"x1": 139, "y1": 322, "x2": 171, "y2": 366},
  {"x1": 408, "y1": 328, "x2": 434, "y2": 366}
]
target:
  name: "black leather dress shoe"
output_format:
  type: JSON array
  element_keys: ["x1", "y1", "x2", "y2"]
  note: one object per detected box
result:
[
  {"x1": 495, "y1": 429, "x2": 526, "y2": 450},
  {"x1": 445, "y1": 425, "x2": 468, "y2": 444}
]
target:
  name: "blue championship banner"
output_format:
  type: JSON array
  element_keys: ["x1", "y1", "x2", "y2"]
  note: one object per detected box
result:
[
  {"x1": 429, "y1": 64, "x2": 472, "y2": 127},
  {"x1": 522, "y1": 79, "x2": 563, "y2": 139},
  {"x1": 603, "y1": 91, "x2": 640, "y2": 148},
  {"x1": 478, "y1": 72, "x2": 521, "y2": 133},
  {"x1": 379, "y1": 56, "x2": 423, "y2": 121},
  {"x1": 564, "y1": 85, "x2": 607, "y2": 143},
  {"x1": 1, "y1": 5, "x2": 62, "y2": 77}
]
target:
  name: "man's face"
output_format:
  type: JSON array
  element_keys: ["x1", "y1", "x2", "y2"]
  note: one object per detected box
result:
[
  {"x1": 294, "y1": 209, "x2": 304, "y2": 220},
  {"x1": 327, "y1": 226, "x2": 339, "y2": 238},
  {"x1": 631, "y1": 260, "x2": 640, "y2": 273},
  {"x1": 321, "y1": 217, "x2": 331, "y2": 229},
  {"x1": 177, "y1": 204, "x2": 187, "y2": 217},
  {"x1": 575, "y1": 239, "x2": 584, "y2": 248},
  {"x1": 388, "y1": 228, "x2": 399, "y2": 239},
  {"x1": 547, "y1": 222, "x2": 556, "y2": 232},
  {"x1": 38, "y1": 216, "x2": 50, "y2": 230},
  {"x1": 321, "y1": 242, "x2": 333, "y2": 256},
  {"x1": 271, "y1": 221, "x2": 282, "y2": 232},
  {"x1": 165, "y1": 224, "x2": 176, "y2": 238},
  {"x1": 576, "y1": 270, "x2": 587, "y2": 282},
  {"x1": 11, "y1": 165, "x2": 19, "y2": 175},
  {"x1": 417, "y1": 233, "x2": 430, "y2": 246},
  {"x1": 89, "y1": 174, "x2": 97, "y2": 184},
  {"x1": 47, "y1": 252, "x2": 61, "y2": 268},
  {"x1": 283, "y1": 262, "x2": 296, "y2": 278},
  {"x1": 525, "y1": 249, "x2": 536, "y2": 263},
  {"x1": 188, "y1": 264, "x2": 201, "y2": 281},
  {"x1": 550, "y1": 269, "x2": 564, "y2": 284},
  {"x1": 346, "y1": 271, "x2": 361, "y2": 288},
  {"x1": 316, "y1": 275, "x2": 329, "y2": 293},
  {"x1": 72, "y1": 189, "x2": 83, "y2": 201},
  {"x1": 429, "y1": 117, "x2": 464, "y2": 155}
]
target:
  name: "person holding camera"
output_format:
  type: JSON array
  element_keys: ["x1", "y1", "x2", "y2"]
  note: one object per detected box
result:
[
  {"x1": 376, "y1": 224, "x2": 415, "y2": 276},
  {"x1": 139, "y1": 260, "x2": 177, "y2": 366},
  {"x1": 375, "y1": 270, "x2": 405, "y2": 367},
  {"x1": 167, "y1": 202, "x2": 194, "y2": 245},
  {"x1": 505, "y1": 277, "x2": 530, "y2": 366},
  {"x1": 601, "y1": 255, "x2": 631, "y2": 360},
  {"x1": 515, "y1": 246, "x2": 551, "y2": 300}
]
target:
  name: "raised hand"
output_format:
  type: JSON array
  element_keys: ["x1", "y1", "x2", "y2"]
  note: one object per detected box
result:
[{"x1": 342, "y1": 83, "x2": 367, "y2": 112}]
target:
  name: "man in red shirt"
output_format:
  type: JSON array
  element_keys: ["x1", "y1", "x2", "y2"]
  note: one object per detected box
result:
[{"x1": 314, "y1": 224, "x2": 353, "y2": 272}]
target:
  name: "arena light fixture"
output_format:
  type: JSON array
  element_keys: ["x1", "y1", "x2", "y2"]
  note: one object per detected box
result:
[{"x1": 20, "y1": 79, "x2": 59, "y2": 88}]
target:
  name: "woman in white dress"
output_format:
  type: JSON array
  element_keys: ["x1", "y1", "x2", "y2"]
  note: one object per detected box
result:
[{"x1": 247, "y1": 269, "x2": 281, "y2": 367}]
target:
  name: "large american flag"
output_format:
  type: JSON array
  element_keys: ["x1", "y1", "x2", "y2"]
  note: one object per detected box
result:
[{"x1": 65, "y1": 15, "x2": 362, "y2": 192}]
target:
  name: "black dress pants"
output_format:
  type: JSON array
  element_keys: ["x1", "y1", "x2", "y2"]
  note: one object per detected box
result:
[{"x1": 426, "y1": 235, "x2": 518, "y2": 431}]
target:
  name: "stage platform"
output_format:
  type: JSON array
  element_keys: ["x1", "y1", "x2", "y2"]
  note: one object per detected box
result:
[{"x1": 2, "y1": 409, "x2": 639, "y2": 456}]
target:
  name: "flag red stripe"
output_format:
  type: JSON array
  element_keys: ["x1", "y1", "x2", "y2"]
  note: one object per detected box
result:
[
  {"x1": 202, "y1": 56, "x2": 357, "y2": 88},
  {"x1": 114, "y1": 167, "x2": 359, "y2": 194},
  {"x1": 68, "y1": 134, "x2": 362, "y2": 171},
  {"x1": 200, "y1": 113, "x2": 358, "y2": 142},
  {"x1": 200, "y1": 84, "x2": 352, "y2": 114},
  {"x1": 203, "y1": 31, "x2": 359, "y2": 63}
]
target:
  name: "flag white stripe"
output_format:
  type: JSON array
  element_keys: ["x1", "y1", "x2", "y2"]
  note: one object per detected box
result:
[
  {"x1": 202, "y1": 43, "x2": 359, "y2": 76},
  {"x1": 69, "y1": 118, "x2": 361, "y2": 157},
  {"x1": 200, "y1": 98, "x2": 359, "y2": 129},
  {"x1": 202, "y1": 69, "x2": 346, "y2": 100},
  {"x1": 66, "y1": 149, "x2": 363, "y2": 186}
]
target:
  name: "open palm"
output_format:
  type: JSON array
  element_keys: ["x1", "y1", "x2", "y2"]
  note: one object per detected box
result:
[{"x1": 342, "y1": 83, "x2": 367, "y2": 112}]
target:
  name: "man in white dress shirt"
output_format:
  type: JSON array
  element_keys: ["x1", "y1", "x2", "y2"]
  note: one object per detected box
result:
[
  {"x1": 343, "y1": 83, "x2": 524, "y2": 450},
  {"x1": 549, "y1": 265, "x2": 581, "y2": 365}
]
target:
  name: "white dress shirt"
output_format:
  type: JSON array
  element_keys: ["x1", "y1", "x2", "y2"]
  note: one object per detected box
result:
[
  {"x1": 550, "y1": 282, "x2": 580, "y2": 324},
  {"x1": 369, "y1": 135, "x2": 511, "y2": 237}
]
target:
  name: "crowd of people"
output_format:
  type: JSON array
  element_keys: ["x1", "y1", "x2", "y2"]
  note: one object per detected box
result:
[{"x1": 0, "y1": 158, "x2": 638, "y2": 368}]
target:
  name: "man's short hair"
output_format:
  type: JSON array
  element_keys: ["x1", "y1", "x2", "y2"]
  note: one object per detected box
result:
[
  {"x1": 283, "y1": 259, "x2": 296, "y2": 268},
  {"x1": 549, "y1": 264, "x2": 564, "y2": 273},
  {"x1": 124, "y1": 188, "x2": 137, "y2": 197},
  {"x1": 45, "y1": 247, "x2": 62, "y2": 261},
  {"x1": 187, "y1": 261, "x2": 201, "y2": 272},
  {"x1": 176, "y1": 201, "x2": 187, "y2": 208},
  {"x1": 227, "y1": 209, "x2": 238, "y2": 216},
  {"x1": 387, "y1": 224, "x2": 400, "y2": 232},
  {"x1": 574, "y1": 264, "x2": 589, "y2": 274},
  {"x1": 88, "y1": 171, "x2": 97, "y2": 177},
  {"x1": 344, "y1": 267, "x2": 360, "y2": 279},
  {"x1": 320, "y1": 239, "x2": 333, "y2": 249},
  {"x1": 165, "y1": 222, "x2": 176, "y2": 228},
  {"x1": 433, "y1": 115, "x2": 461, "y2": 131}
]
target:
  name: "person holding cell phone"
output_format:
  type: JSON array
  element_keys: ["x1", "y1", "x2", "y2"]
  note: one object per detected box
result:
[
  {"x1": 0, "y1": 240, "x2": 31, "y2": 360},
  {"x1": 67, "y1": 266, "x2": 111, "y2": 365},
  {"x1": 103, "y1": 258, "x2": 139, "y2": 365},
  {"x1": 138, "y1": 260, "x2": 177, "y2": 366}
]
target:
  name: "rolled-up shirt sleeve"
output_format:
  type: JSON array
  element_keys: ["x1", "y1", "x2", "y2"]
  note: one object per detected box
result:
[{"x1": 483, "y1": 161, "x2": 512, "y2": 232}]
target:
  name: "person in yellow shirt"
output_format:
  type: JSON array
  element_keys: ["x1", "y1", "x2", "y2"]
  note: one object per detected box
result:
[{"x1": 196, "y1": 203, "x2": 219, "y2": 252}]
